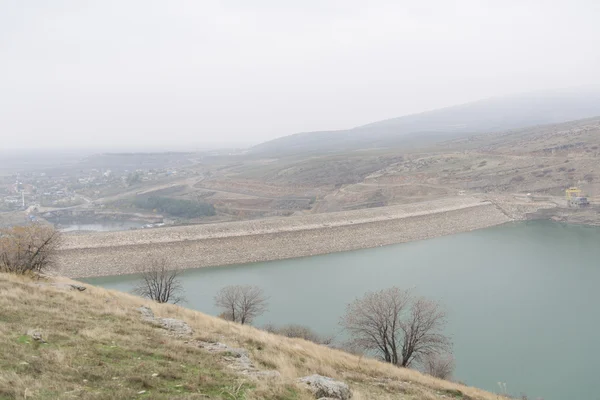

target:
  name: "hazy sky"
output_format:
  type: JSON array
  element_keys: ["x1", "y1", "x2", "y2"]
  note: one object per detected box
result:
[{"x1": 1, "y1": 0, "x2": 599, "y2": 150}]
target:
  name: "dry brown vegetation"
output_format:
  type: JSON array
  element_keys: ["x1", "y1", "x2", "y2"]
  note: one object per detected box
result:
[
  {"x1": 262, "y1": 324, "x2": 333, "y2": 346},
  {"x1": 0, "y1": 272, "x2": 505, "y2": 400},
  {"x1": 422, "y1": 354, "x2": 455, "y2": 380},
  {"x1": 0, "y1": 225, "x2": 61, "y2": 275}
]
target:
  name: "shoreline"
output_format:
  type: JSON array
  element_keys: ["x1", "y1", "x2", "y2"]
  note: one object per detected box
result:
[{"x1": 56, "y1": 197, "x2": 514, "y2": 278}]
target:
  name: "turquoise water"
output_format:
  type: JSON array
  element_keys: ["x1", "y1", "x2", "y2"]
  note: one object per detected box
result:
[{"x1": 85, "y1": 221, "x2": 600, "y2": 400}]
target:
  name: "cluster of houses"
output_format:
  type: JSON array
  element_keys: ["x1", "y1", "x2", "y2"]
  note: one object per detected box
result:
[{"x1": 1, "y1": 166, "x2": 189, "y2": 212}]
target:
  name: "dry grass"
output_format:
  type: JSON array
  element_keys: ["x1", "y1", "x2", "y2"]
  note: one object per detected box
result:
[{"x1": 0, "y1": 273, "x2": 501, "y2": 399}]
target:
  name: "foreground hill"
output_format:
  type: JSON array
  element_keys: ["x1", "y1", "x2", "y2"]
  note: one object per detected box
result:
[
  {"x1": 0, "y1": 273, "x2": 501, "y2": 400},
  {"x1": 252, "y1": 86, "x2": 600, "y2": 155}
]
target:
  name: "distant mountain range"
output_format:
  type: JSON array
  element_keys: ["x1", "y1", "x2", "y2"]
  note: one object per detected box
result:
[{"x1": 251, "y1": 86, "x2": 600, "y2": 155}]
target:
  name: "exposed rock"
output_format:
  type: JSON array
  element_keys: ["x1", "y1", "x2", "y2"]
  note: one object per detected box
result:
[
  {"x1": 195, "y1": 340, "x2": 280, "y2": 379},
  {"x1": 137, "y1": 306, "x2": 193, "y2": 336},
  {"x1": 138, "y1": 306, "x2": 155, "y2": 320},
  {"x1": 155, "y1": 318, "x2": 193, "y2": 336},
  {"x1": 137, "y1": 307, "x2": 278, "y2": 379},
  {"x1": 26, "y1": 329, "x2": 45, "y2": 343},
  {"x1": 298, "y1": 375, "x2": 352, "y2": 400}
]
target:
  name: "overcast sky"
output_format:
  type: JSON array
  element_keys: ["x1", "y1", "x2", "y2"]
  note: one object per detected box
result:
[{"x1": 1, "y1": 0, "x2": 599, "y2": 150}]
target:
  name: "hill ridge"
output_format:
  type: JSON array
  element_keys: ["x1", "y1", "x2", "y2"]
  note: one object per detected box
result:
[
  {"x1": 252, "y1": 86, "x2": 600, "y2": 155},
  {"x1": 0, "y1": 272, "x2": 502, "y2": 399}
]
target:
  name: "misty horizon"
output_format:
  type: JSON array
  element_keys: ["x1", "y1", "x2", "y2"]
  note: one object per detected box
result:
[
  {"x1": 1, "y1": 1, "x2": 599, "y2": 151},
  {"x1": 3, "y1": 84, "x2": 600, "y2": 154}
]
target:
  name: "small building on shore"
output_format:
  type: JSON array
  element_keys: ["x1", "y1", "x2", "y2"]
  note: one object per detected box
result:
[{"x1": 569, "y1": 196, "x2": 590, "y2": 208}]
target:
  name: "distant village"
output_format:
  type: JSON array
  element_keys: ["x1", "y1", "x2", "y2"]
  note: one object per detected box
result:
[{"x1": 0, "y1": 166, "x2": 189, "y2": 213}]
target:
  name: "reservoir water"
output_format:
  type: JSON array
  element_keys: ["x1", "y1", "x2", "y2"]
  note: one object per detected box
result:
[{"x1": 84, "y1": 221, "x2": 600, "y2": 400}]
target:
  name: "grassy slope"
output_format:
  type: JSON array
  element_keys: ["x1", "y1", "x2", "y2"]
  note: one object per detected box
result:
[{"x1": 0, "y1": 273, "x2": 500, "y2": 400}]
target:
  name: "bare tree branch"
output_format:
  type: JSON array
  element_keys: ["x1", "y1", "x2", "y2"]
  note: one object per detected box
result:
[
  {"x1": 214, "y1": 285, "x2": 268, "y2": 325},
  {"x1": 0, "y1": 224, "x2": 61, "y2": 275},
  {"x1": 400, "y1": 297, "x2": 451, "y2": 367},
  {"x1": 132, "y1": 258, "x2": 185, "y2": 304},
  {"x1": 340, "y1": 287, "x2": 451, "y2": 368},
  {"x1": 422, "y1": 353, "x2": 455, "y2": 380}
]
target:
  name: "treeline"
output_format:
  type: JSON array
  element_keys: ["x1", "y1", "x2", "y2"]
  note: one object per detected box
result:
[{"x1": 134, "y1": 196, "x2": 215, "y2": 218}]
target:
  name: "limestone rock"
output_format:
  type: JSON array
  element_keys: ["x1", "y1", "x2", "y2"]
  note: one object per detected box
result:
[
  {"x1": 298, "y1": 375, "x2": 352, "y2": 400},
  {"x1": 156, "y1": 317, "x2": 193, "y2": 336},
  {"x1": 26, "y1": 329, "x2": 45, "y2": 343},
  {"x1": 138, "y1": 306, "x2": 155, "y2": 320},
  {"x1": 137, "y1": 307, "x2": 278, "y2": 379},
  {"x1": 137, "y1": 306, "x2": 192, "y2": 336},
  {"x1": 195, "y1": 340, "x2": 280, "y2": 379}
]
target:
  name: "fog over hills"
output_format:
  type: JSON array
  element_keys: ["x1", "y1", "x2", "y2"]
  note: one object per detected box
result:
[{"x1": 252, "y1": 86, "x2": 600, "y2": 155}]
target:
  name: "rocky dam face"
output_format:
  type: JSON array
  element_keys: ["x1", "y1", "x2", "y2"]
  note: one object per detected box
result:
[{"x1": 55, "y1": 197, "x2": 513, "y2": 278}]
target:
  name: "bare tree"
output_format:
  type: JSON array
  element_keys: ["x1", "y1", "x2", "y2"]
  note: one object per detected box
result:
[
  {"x1": 340, "y1": 287, "x2": 451, "y2": 367},
  {"x1": 133, "y1": 258, "x2": 184, "y2": 304},
  {"x1": 214, "y1": 285, "x2": 268, "y2": 325},
  {"x1": 422, "y1": 353, "x2": 455, "y2": 380},
  {"x1": 0, "y1": 224, "x2": 61, "y2": 275},
  {"x1": 400, "y1": 297, "x2": 451, "y2": 367},
  {"x1": 340, "y1": 287, "x2": 410, "y2": 365}
]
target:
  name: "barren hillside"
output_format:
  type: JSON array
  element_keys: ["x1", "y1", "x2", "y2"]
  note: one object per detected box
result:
[
  {"x1": 0, "y1": 272, "x2": 503, "y2": 400},
  {"x1": 5, "y1": 116, "x2": 599, "y2": 227},
  {"x1": 180, "y1": 117, "x2": 600, "y2": 217}
]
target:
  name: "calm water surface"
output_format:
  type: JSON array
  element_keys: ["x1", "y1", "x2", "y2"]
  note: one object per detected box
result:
[{"x1": 84, "y1": 221, "x2": 600, "y2": 400}]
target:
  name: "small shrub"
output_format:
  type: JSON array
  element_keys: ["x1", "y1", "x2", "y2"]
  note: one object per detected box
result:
[
  {"x1": 0, "y1": 225, "x2": 61, "y2": 275},
  {"x1": 423, "y1": 353, "x2": 455, "y2": 380},
  {"x1": 263, "y1": 324, "x2": 333, "y2": 345}
]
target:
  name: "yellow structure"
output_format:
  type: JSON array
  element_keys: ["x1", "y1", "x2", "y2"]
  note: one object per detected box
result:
[
  {"x1": 565, "y1": 187, "x2": 582, "y2": 199},
  {"x1": 566, "y1": 187, "x2": 590, "y2": 207}
]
